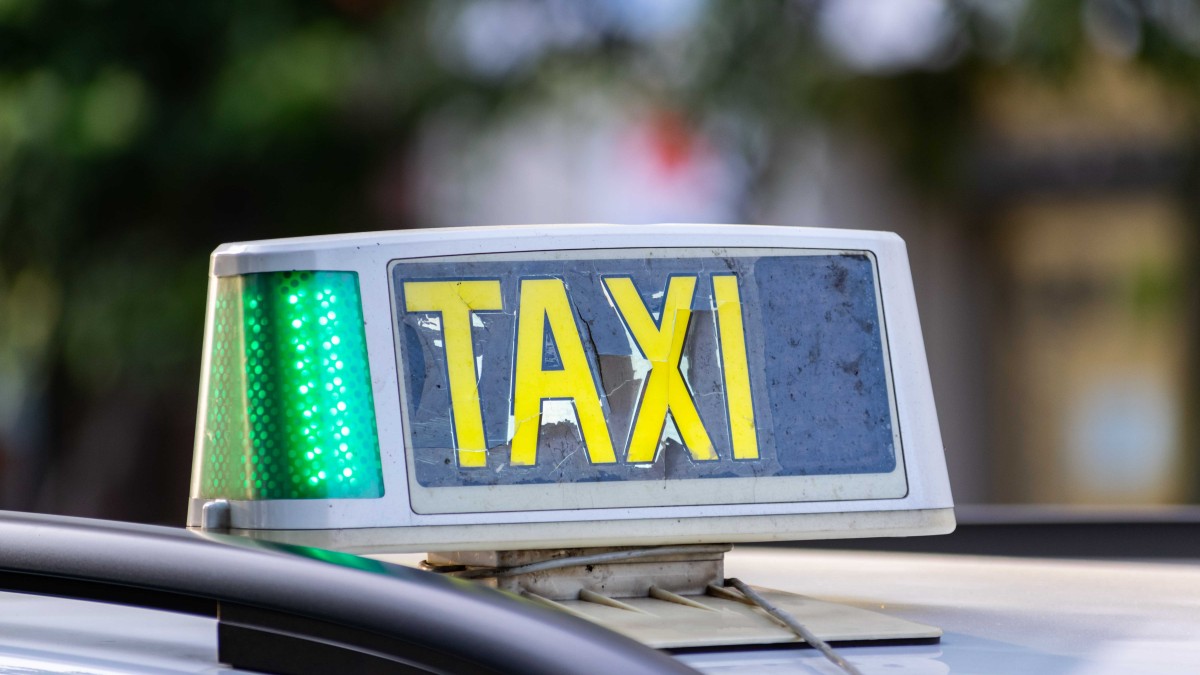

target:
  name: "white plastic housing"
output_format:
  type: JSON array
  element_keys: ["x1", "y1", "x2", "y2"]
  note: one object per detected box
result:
[{"x1": 187, "y1": 224, "x2": 954, "y2": 553}]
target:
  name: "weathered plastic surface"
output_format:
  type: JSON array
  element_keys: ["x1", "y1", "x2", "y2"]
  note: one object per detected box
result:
[{"x1": 393, "y1": 250, "x2": 899, "y2": 490}]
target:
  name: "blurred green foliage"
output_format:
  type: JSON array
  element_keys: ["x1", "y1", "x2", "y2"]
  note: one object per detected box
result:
[
  {"x1": 1, "y1": 0, "x2": 1199, "y2": 518},
  {"x1": 2, "y1": 0, "x2": 1198, "y2": 391},
  {"x1": 0, "y1": 1, "x2": 436, "y2": 393}
]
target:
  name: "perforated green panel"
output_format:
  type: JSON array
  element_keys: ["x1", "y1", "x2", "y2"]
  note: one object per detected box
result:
[{"x1": 197, "y1": 271, "x2": 384, "y2": 500}]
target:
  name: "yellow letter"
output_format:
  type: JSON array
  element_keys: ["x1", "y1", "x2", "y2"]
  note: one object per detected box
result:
[
  {"x1": 510, "y1": 278, "x2": 616, "y2": 466},
  {"x1": 713, "y1": 275, "x2": 759, "y2": 459},
  {"x1": 403, "y1": 280, "x2": 503, "y2": 468},
  {"x1": 604, "y1": 276, "x2": 716, "y2": 463}
]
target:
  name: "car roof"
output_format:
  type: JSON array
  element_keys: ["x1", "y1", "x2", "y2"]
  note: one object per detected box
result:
[
  {"x1": 0, "y1": 511, "x2": 692, "y2": 675},
  {"x1": 675, "y1": 547, "x2": 1200, "y2": 674},
  {"x1": 4, "y1": 511, "x2": 1199, "y2": 674},
  {"x1": 0, "y1": 591, "x2": 254, "y2": 674}
]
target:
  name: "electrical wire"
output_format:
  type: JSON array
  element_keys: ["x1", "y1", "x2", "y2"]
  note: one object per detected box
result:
[
  {"x1": 726, "y1": 577, "x2": 864, "y2": 675},
  {"x1": 422, "y1": 546, "x2": 864, "y2": 675}
]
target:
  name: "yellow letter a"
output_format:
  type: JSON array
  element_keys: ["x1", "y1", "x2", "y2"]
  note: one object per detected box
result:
[{"x1": 510, "y1": 278, "x2": 616, "y2": 466}]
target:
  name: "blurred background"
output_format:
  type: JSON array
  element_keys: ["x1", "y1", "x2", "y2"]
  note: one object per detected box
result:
[{"x1": 1, "y1": 0, "x2": 1198, "y2": 526}]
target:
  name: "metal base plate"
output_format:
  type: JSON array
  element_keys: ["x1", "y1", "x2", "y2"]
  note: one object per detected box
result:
[{"x1": 543, "y1": 586, "x2": 942, "y2": 650}]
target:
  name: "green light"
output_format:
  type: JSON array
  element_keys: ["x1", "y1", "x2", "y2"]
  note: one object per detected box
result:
[{"x1": 198, "y1": 271, "x2": 384, "y2": 500}]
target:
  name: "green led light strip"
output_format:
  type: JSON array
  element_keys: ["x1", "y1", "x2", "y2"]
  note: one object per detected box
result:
[{"x1": 199, "y1": 271, "x2": 384, "y2": 500}]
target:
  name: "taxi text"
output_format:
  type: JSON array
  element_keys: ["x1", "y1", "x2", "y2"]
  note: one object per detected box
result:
[{"x1": 402, "y1": 276, "x2": 758, "y2": 468}]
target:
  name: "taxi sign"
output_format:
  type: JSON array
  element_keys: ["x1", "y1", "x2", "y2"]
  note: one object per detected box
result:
[{"x1": 188, "y1": 225, "x2": 954, "y2": 552}]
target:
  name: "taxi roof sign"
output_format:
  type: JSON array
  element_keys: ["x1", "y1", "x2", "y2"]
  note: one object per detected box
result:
[{"x1": 188, "y1": 224, "x2": 954, "y2": 552}]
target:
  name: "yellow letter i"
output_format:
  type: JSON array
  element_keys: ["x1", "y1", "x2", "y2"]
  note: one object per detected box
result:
[{"x1": 713, "y1": 275, "x2": 759, "y2": 460}]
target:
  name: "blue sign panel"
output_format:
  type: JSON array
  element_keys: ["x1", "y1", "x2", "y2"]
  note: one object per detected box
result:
[{"x1": 391, "y1": 249, "x2": 900, "y2": 495}]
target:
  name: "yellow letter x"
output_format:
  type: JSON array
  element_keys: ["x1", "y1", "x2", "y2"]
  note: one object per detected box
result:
[{"x1": 605, "y1": 276, "x2": 716, "y2": 463}]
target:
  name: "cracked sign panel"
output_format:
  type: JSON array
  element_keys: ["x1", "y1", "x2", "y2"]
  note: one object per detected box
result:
[{"x1": 391, "y1": 248, "x2": 907, "y2": 514}]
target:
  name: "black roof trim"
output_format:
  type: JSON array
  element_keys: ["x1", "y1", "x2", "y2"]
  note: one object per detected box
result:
[{"x1": 0, "y1": 511, "x2": 695, "y2": 675}]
